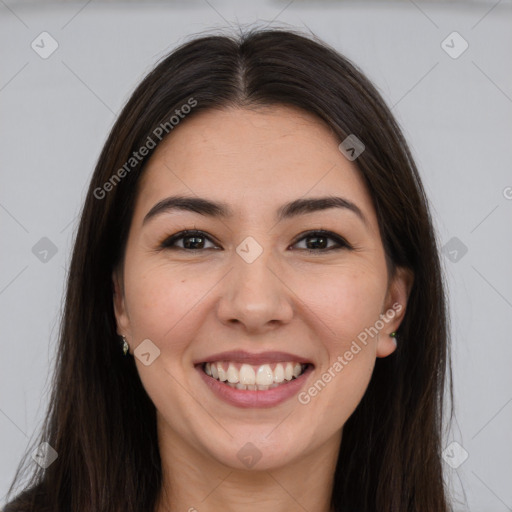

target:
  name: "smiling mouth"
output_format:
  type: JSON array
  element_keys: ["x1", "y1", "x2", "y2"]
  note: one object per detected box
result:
[{"x1": 200, "y1": 361, "x2": 311, "y2": 391}]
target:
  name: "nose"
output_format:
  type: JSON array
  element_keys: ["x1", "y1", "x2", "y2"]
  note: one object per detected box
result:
[{"x1": 216, "y1": 244, "x2": 294, "y2": 334}]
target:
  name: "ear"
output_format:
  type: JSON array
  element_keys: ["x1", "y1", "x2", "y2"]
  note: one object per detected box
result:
[
  {"x1": 112, "y1": 267, "x2": 131, "y2": 340},
  {"x1": 376, "y1": 266, "x2": 414, "y2": 358}
]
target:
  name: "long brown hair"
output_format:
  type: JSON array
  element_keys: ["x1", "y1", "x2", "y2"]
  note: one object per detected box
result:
[{"x1": 3, "y1": 26, "x2": 453, "y2": 512}]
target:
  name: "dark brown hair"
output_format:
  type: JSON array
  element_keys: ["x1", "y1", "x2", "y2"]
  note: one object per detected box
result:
[{"x1": 3, "y1": 26, "x2": 452, "y2": 512}]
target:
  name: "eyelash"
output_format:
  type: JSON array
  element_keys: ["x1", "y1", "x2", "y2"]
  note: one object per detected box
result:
[{"x1": 158, "y1": 229, "x2": 352, "y2": 253}]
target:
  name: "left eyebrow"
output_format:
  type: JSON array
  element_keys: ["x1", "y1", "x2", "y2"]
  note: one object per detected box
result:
[{"x1": 142, "y1": 194, "x2": 369, "y2": 228}]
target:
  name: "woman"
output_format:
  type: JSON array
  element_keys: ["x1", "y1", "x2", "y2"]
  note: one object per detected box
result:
[{"x1": 3, "y1": 27, "x2": 452, "y2": 512}]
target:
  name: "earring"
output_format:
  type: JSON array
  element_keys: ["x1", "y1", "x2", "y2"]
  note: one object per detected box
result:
[
  {"x1": 390, "y1": 331, "x2": 397, "y2": 345},
  {"x1": 121, "y1": 336, "x2": 129, "y2": 356}
]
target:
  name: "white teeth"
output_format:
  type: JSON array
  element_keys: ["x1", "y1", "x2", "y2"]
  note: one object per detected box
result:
[
  {"x1": 217, "y1": 364, "x2": 227, "y2": 381},
  {"x1": 256, "y1": 364, "x2": 274, "y2": 386},
  {"x1": 239, "y1": 364, "x2": 256, "y2": 385},
  {"x1": 274, "y1": 363, "x2": 285, "y2": 383},
  {"x1": 203, "y1": 361, "x2": 308, "y2": 388},
  {"x1": 227, "y1": 363, "x2": 238, "y2": 383}
]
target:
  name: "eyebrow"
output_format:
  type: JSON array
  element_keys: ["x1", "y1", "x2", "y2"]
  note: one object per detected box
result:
[{"x1": 142, "y1": 194, "x2": 368, "y2": 227}]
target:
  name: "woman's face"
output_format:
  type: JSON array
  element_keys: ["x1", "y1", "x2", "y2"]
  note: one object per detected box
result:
[{"x1": 113, "y1": 105, "x2": 411, "y2": 471}]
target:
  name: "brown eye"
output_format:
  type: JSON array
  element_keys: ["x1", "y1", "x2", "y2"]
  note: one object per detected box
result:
[
  {"x1": 160, "y1": 230, "x2": 218, "y2": 251},
  {"x1": 291, "y1": 230, "x2": 351, "y2": 252}
]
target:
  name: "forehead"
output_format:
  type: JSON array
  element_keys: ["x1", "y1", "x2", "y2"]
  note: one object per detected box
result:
[
  {"x1": 136, "y1": 106, "x2": 378, "y2": 230},
  {"x1": 144, "y1": 105, "x2": 341, "y2": 179}
]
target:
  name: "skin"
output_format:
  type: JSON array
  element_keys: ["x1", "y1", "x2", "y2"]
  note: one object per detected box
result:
[{"x1": 112, "y1": 105, "x2": 413, "y2": 512}]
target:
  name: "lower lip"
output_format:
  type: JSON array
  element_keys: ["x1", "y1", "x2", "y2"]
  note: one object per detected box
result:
[{"x1": 196, "y1": 364, "x2": 314, "y2": 408}]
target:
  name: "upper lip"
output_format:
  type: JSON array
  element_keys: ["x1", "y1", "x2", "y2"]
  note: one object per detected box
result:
[{"x1": 194, "y1": 350, "x2": 313, "y2": 366}]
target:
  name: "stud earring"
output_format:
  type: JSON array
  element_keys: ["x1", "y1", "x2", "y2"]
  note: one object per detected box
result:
[
  {"x1": 390, "y1": 331, "x2": 397, "y2": 346},
  {"x1": 121, "y1": 336, "x2": 129, "y2": 356}
]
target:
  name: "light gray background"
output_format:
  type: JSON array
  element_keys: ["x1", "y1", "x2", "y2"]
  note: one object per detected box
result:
[{"x1": 1, "y1": 1, "x2": 511, "y2": 510}]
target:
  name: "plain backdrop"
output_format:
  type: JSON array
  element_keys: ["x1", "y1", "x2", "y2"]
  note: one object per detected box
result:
[{"x1": 1, "y1": 1, "x2": 511, "y2": 510}]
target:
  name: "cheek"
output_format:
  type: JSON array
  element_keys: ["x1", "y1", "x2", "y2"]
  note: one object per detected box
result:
[
  {"x1": 123, "y1": 261, "x2": 204, "y2": 350},
  {"x1": 297, "y1": 271, "x2": 381, "y2": 429},
  {"x1": 301, "y1": 266, "x2": 386, "y2": 345},
  {"x1": 296, "y1": 267, "x2": 384, "y2": 410}
]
